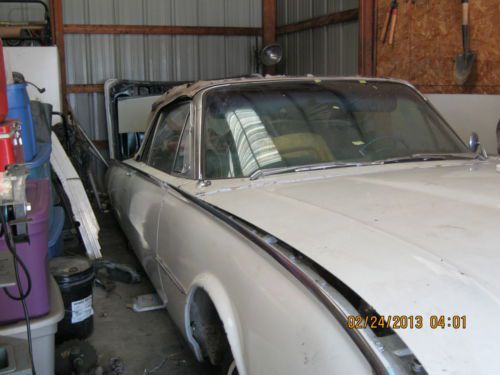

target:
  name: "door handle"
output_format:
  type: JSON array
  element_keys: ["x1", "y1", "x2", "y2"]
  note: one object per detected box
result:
[{"x1": 126, "y1": 172, "x2": 133, "y2": 177}]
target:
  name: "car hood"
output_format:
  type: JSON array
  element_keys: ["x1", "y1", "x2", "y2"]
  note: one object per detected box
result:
[{"x1": 194, "y1": 159, "x2": 500, "y2": 375}]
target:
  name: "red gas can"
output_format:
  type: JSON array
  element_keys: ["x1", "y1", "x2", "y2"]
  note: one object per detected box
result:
[
  {"x1": 0, "y1": 121, "x2": 16, "y2": 171},
  {"x1": 0, "y1": 39, "x2": 7, "y2": 122}
]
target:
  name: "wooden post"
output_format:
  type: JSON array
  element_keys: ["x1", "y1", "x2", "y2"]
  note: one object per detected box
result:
[
  {"x1": 51, "y1": 0, "x2": 68, "y2": 114},
  {"x1": 49, "y1": 0, "x2": 56, "y2": 45},
  {"x1": 262, "y1": 0, "x2": 277, "y2": 75},
  {"x1": 358, "y1": 0, "x2": 376, "y2": 77}
]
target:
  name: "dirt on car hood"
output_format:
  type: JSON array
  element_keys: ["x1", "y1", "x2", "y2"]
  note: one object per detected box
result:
[{"x1": 194, "y1": 159, "x2": 500, "y2": 375}]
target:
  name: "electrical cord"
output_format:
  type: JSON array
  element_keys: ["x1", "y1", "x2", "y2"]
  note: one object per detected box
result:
[
  {"x1": 0, "y1": 208, "x2": 37, "y2": 375},
  {"x1": 0, "y1": 211, "x2": 32, "y2": 300},
  {"x1": 2, "y1": 256, "x2": 32, "y2": 300}
]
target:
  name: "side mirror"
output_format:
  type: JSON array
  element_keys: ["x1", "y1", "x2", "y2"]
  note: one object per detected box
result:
[
  {"x1": 469, "y1": 132, "x2": 488, "y2": 159},
  {"x1": 469, "y1": 132, "x2": 479, "y2": 153}
]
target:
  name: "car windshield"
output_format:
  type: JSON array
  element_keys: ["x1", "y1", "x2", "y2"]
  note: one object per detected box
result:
[{"x1": 203, "y1": 80, "x2": 469, "y2": 179}]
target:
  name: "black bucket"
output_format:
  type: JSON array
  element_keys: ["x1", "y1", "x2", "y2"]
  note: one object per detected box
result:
[{"x1": 50, "y1": 256, "x2": 95, "y2": 343}]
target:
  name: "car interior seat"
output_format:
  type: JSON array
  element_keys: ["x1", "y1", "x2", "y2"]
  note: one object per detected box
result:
[
  {"x1": 205, "y1": 115, "x2": 242, "y2": 178},
  {"x1": 272, "y1": 133, "x2": 335, "y2": 166}
]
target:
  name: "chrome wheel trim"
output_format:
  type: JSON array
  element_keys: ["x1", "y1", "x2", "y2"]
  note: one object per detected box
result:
[{"x1": 227, "y1": 361, "x2": 237, "y2": 375}]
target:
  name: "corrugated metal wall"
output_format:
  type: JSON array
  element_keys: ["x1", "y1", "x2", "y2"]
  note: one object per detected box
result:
[
  {"x1": 1, "y1": 0, "x2": 260, "y2": 140},
  {"x1": 1, "y1": 0, "x2": 261, "y2": 189},
  {"x1": 2, "y1": 0, "x2": 359, "y2": 179},
  {"x1": 63, "y1": 0, "x2": 262, "y2": 142},
  {"x1": 276, "y1": 0, "x2": 358, "y2": 76}
]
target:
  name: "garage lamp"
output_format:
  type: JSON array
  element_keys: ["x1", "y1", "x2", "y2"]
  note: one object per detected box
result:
[{"x1": 259, "y1": 43, "x2": 283, "y2": 67}]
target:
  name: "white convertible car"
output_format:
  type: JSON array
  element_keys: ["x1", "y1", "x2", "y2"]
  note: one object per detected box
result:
[{"x1": 105, "y1": 76, "x2": 499, "y2": 375}]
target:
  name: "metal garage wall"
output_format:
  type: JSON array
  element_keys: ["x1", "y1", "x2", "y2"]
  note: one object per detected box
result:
[
  {"x1": 63, "y1": 0, "x2": 262, "y2": 142},
  {"x1": 277, "y1": 0, "x2": 358, "y2": 76}
]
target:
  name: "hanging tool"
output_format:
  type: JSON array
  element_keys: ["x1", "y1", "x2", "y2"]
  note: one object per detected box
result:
[
  {"x1": 454, "y1": 0, "x2": 476, "y2": 84},
  {"x1": 381, "y1": 0, "x2": 399, "y2": 45}
]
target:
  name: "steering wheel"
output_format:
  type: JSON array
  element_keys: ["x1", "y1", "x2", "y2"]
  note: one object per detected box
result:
[{"x1": 359, "y1": 135, "x2": 410, "y2": 157}]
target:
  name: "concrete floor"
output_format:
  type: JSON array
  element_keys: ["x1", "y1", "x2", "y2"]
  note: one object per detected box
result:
[{"x1": 86, "y1": 211, "x2": 212, "y2": 374}]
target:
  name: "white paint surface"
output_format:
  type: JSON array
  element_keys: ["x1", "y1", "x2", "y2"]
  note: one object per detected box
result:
[
  {"x1": 200, "y1": 159, "x2": 500, "y2": 375},
  {"x1": 4, "y1": 47, "x2": 62, "y2": 122},
  {"x1": 428, "y1": 94, "x2": 500, "y2": 155}
]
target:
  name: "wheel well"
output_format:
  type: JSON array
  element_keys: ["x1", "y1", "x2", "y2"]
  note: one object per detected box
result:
[{"x1": 188, "y1": 288, "x2": 230, "y2": 366}]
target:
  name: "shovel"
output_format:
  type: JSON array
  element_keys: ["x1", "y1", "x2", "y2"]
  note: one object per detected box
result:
[{"x1": 454, "y1": 0, "x2": 476, "y2": 84}]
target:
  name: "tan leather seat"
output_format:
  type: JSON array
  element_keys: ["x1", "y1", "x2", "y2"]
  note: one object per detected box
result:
[{"x1": 272, "y1": 133, "x2": 334, "y2": 164}]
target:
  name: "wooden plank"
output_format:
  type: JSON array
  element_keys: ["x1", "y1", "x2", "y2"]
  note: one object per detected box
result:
[
  {"x1": 51, "y1": 0, "x2": 68, "y2": 113},
  {"x1": 262, "y1": 0, "x2": 277, "y2": 75},
  {"x1": 51, "y1": 135, "x2": 102, "y2": 259},
  {"x1": 63, "y1": 24, "x2": 261, "y2": 36},
  {"x1": 67, "y1": 84, "x2": 104, "y2": 94},
  {"x1": 277, "y1": 8, "x2": 359, "y2": 35},
  {"x1": 375, "y1": 0, "x2": 500, "y2": 93},
  {"x1": 358, "y1": 0, "x2": 376, "y2": 76}
]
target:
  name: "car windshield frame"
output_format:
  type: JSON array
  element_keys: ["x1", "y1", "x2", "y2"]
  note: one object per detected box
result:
[{"x1": 199, "y1": 79, "x2": 470, "y2": 180}]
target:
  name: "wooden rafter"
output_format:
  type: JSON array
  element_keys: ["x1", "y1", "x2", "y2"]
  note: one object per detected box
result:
[
  {"x1": 66, "y1": 84, "x2": 104, "y2": 94},
  {"x1": 277, "y1": 8, "x2": 359, "y2": 36},
  {"x1": 64, "y1": 24, "x2": 261, "y2": 36}
]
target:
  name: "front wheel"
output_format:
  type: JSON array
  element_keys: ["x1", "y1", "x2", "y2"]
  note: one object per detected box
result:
[{"x1": 220, "y1": 348, "x2": 238, "y2": 375}]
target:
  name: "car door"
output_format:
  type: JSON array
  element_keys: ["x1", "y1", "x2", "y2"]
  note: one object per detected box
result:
[{"x1": 129, "y1": 101, "x2": 193, "y2": 304}]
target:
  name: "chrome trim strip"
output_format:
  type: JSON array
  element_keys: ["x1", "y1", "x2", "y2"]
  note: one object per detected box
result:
[
  {"x1": 111, "y1": 160, "x2": 423, "y2": 375},
  {"x1": 155, "y1": 256, "x2": 187, "y2": 296},
  {"x1": 113, "y1": 159, "x2": 163, "y2": 187},
  {"x1": 193, "y1": 94, "x2": 204, "y2": 180},
  {"x1": 104, "y1": 79, "x2": 119, "y2": 160}
]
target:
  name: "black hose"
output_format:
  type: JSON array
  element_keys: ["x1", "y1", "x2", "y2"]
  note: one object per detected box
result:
[{"x1": 1, "y1": 212, "x2": 32, "y2": 300}]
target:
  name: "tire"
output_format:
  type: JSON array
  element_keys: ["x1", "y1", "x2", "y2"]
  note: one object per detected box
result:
[{"x1": 220, "y1": 347, "x2": 239, "y2": 375}]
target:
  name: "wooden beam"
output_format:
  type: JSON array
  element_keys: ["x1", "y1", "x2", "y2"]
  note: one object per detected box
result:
[
  {"x1": 63, "y1": 24, "x2": 261, "y2": 36},
  {"x1": 262, "y1": 0, "x2": 277, "y2": 75},
  {"x1": 66, "y1": 84, "x2": 104, "y2": 94},
  {"x1": 49, "y1": 0, "x2": 56, "y2": 45},
  {"x1": 277, "y1": 8, "x2": 359, "y2": 35},
  {"x1": 358, "y1": 0, "x2": 376, "y2": 77},
  {"x1": 262, "y1": 0, "x2": 277, "y2": 44},
  {"x1": 52, "y1": 0, "x2": 68, "y2": 113}
]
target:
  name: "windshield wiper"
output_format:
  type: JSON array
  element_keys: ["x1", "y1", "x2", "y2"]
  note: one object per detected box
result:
[
  {"x1": 249, "y1": 162, "x2": 361, "y2": 181},
  {"x1": 373, "y1": 153, "x2": 480, "y2": 165},
  {"x1": 249, "y1": 153, "x2": 481, "y2": 180}
]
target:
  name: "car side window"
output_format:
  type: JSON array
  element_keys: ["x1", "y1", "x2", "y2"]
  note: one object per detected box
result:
[{"x1": 147, "y1": 102, "x2": 190, "y2": 174}]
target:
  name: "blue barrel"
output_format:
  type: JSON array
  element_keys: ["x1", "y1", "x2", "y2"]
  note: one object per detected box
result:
[
  {"x1": 27, "y1": 142, "x2": 51, "y2": 180},
  {"x1": 27, "y1": 142, "x2": 54, "y2": 224},
  {"x1": 7, "y1": 83, "x2": 38, "y2": 161},
  {"x1": 49, "y1": 206, "x2": 65, "y2": 258}
]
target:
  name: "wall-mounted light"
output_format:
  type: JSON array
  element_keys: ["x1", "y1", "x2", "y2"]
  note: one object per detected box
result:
[{"x1": 259, "y1": 43, "x2": 283, "y2": 67}]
